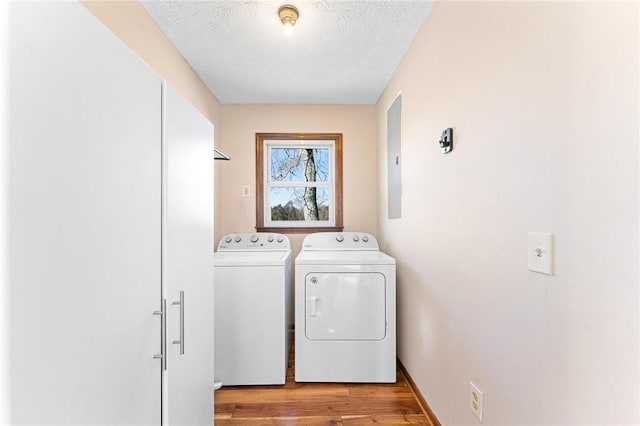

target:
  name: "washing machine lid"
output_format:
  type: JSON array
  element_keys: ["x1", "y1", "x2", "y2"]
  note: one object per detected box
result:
[
  {"x1": 295, "y1": 249, "x2": 395, "y2": 266},
  {"x1": 214, "y1": 250, "x2": 291, "y2": 267}
]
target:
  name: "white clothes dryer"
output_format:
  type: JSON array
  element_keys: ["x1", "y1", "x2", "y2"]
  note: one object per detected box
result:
[
  {"x1": 214, "y1": 233, "x2": 292, "y2": 386},
  {"x1": 295, "y1": 232, "x2": 396, "y2": 383}
]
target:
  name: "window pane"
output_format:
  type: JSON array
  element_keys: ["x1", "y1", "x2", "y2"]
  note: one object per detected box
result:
[
  {"x1": 270, "y1": 148, "x2": 329, "y2": 183},
  {"x1": 256, "y1": 133, "x2": 343, "y2": 232},
  {"x1": 270, "y1": 187, "x2": 329, "y2": 221}
]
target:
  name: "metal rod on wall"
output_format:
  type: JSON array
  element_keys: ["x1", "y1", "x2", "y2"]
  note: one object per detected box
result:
[{"x1": 214, "y1": 147, "x2": 231, "y2": 161}]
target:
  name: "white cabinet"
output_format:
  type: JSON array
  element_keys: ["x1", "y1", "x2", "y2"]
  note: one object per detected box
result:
[
  {"x1": 9, "y1": 2, "x2": 213, "y2": 425},
  {"x1": 163, "y1": 82, "x2": 215, "y2": 426}
]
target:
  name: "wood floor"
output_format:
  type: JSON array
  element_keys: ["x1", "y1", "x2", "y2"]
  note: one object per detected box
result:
[{"x1": 214, "y1": 341, "x2": 435, "y2": 425}]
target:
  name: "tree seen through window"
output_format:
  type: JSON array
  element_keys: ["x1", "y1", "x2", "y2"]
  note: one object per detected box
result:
[
  {"x1": 269, "y1": 148, "x2": 329, "y2": 221},
  {"x1": 256, "y1": 133, "x2": 343, "y2": 233}
]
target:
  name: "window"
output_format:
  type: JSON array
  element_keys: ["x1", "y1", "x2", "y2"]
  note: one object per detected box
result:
[{"x1": 256, "y1": 133, "x2": 343, "y2": 233}]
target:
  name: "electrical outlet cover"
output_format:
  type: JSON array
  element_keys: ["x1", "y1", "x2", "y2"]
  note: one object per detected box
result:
[
  {"x1": 528, "y1": 232, "x2": 553, "y2": 275},
  {"x1": 469, "y1": 381, "x2": 483, "y2": 423}
]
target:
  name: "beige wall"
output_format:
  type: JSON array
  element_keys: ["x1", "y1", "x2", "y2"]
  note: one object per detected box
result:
[
  {"x1": 81, "y1": 1, "x2": 224, "y2": 243},
  {"x1": 377, "y1": 1, "x2": 638, "y2": 425},
  {"x1": 218, "y1": 104, "x2": 377, "y2": 255}
]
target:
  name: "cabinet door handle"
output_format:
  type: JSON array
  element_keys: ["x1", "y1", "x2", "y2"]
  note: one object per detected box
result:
[
  {"x1": 172, "y1": 291, "x2": 184, "y2": 355},
  {"x1": 162, "y1": 298, "x2": 167, "y2": 369},
  {"x1": 153, "y1": 299, "x2": 167, "y2": 370}
]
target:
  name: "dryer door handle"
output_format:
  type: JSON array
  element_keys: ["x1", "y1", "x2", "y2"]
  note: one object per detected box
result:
[{"x1": 309, "y1": 297, "x2": 319, "y2": 317}]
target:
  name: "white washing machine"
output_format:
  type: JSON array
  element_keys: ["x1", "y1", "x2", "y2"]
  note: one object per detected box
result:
[
  {"x1": 214, "y1": 232, "x2": 292, "y2": 386},
  {"x1": 295, "y1": 232, "x2": 396, "y2": 383}
]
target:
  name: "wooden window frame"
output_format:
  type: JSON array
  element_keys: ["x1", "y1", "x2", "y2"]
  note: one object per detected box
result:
[{"x1": 256, "y1": 132, "x2": 343, "y2": 234}]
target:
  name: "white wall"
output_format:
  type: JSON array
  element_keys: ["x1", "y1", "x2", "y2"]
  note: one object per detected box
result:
[
  {"x1": 376, "y1": 2, "x2": 639, "y2": 425},
  {"x1": 218, "y1": 104, "x2": 378, "y2": 255}
]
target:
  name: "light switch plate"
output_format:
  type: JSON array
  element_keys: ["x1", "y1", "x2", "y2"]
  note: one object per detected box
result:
[{"x1": 528, "y1": 232, "x2": 553, "y2": 275}]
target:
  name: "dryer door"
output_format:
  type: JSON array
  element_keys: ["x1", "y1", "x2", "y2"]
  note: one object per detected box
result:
[{"x1": 305, "y1": 272, "x2": 386, "y2": 340}]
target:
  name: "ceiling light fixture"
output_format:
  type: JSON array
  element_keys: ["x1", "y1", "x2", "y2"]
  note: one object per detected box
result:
[{"x1": 278, "y1": 5, "x2": 299, "y2": 37}]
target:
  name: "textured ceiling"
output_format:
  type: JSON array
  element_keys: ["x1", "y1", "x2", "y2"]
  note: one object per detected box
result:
[{"x1": 142, "y1": 0, "x2": 433, "y2": 104}]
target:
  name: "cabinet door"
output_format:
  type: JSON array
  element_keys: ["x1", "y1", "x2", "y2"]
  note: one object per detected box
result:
[
  {"x1": 163, "y1": 82, "x2": 215, "y2": 425},
  {"x1": 9, "y1": 2, "x2": 161, "y2": 424}
]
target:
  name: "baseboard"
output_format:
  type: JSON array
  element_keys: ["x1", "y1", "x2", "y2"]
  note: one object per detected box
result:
[{"x1": 397, "y1": 360, "x2": 441, "y2": 426}]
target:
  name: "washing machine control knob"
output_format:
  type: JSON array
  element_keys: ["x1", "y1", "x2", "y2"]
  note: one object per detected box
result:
[
  {"x1": 353, "y1": 235, "x2": 359, "y2": 242},
  {"x1": 250, "y1": 234, "x2": 259, "y2": 243},
  {"x1": 267, "y1": 235, "x2": 274, "y2": 242},
  {"x1": 276, "y1": 236, "x2": 284, "y2": 243},
  {"x1": 310, "y1": 276, "x2": 318, "y2": 284},
  {"x1": 362, "y1": 235, "x2": 369, "y2": 242},
  {"x1": 336, "y1": 234, "x2": 344, "y2": 242},
  {"x1": 225, "y1": 236, "x2": 232, "y2": 243},
  {"x1": 234, "y1": 236, "x2": 242, "y2": 243}
]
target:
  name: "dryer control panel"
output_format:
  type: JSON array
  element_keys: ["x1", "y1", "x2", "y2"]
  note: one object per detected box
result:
[
  {"x1": 217, "y1": 233, "x2": 290, "y2": 251},
  {"x1": 301, "y1": 232, "x2": 379, "y2": 251}
]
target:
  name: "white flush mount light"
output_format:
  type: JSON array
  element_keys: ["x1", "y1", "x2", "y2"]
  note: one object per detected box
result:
[{"x1": 278, "y1": 4, "x2": 299, "y2": 37}]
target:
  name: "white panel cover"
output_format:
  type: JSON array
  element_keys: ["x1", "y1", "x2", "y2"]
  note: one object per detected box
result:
[
  {"x1": 387, "y1": 94, "x2": 402, "y2": 219},
  {"x1": 214, "y1": 264, "x2": 289, "y2": 385},
  {"x1": 305, "y1": 273, "x2": 386, "y2": 341},
  {"x1": 301, "y1": 232, "x2": 379, "y2": 251},
  {"x1": 217, "y1": 233, "x2": 290, "y2": 251}
]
